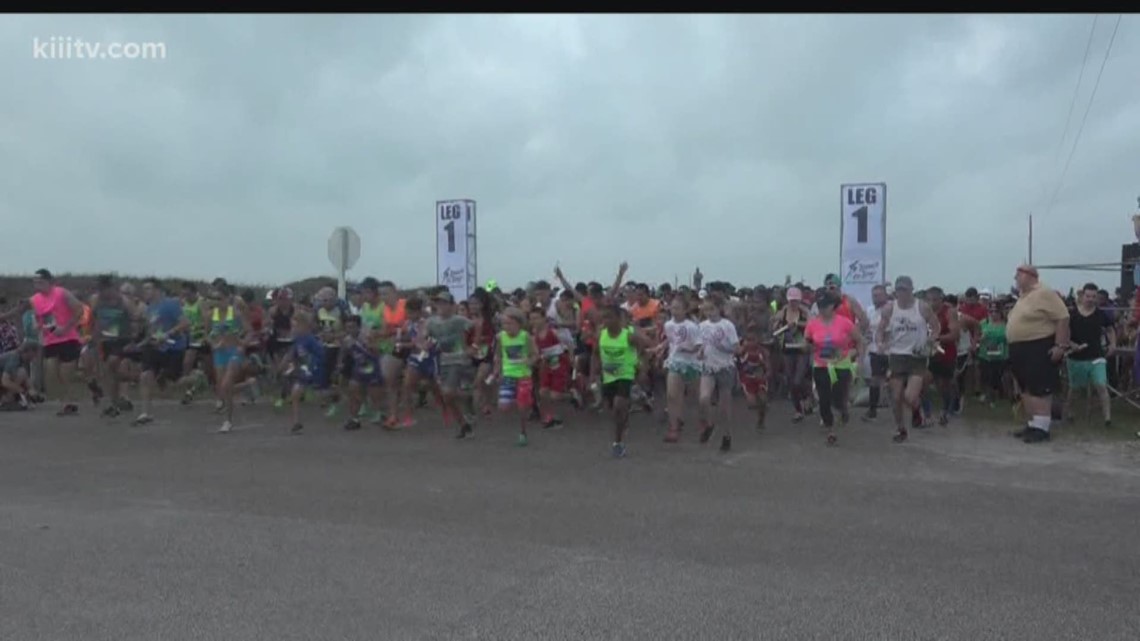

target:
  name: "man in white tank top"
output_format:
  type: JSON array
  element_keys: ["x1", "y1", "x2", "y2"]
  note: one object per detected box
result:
[{"x1": 875, "y1": 276, "x2": 942, "y2": 443}]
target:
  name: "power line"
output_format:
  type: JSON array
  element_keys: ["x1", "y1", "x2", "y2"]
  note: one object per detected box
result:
[
  {"x1": 1045, "y1": 13, "x2": 1124, "y2": 218},
  {"x1": 1039, "y1": 15, "x2": 1098, "y2": 208}
]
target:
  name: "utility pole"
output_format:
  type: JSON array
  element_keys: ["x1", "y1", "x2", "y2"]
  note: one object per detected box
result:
[{"x1": 1028, "y1": 214, "x2": 1034, "y2": 265}]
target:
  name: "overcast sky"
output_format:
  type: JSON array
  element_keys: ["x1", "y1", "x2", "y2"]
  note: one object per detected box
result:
[{"x1": 2, "y1": 14, "x2": 1137, "y2": 293}]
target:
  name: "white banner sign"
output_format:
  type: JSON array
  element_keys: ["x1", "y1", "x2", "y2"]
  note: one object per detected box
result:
[
  {"x1": 436, "y1": 199, "x2": 477, "y2": 302},
  {"x1": 839, "y1": 183, "x2": 887, "y2": 314}
]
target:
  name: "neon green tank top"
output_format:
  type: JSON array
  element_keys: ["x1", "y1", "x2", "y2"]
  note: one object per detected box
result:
[
  {"x1": 598, "y1": 327, "x2": 637, "y2": 383},
  {"x1": 184, "y1": 300, "x2": 205, "y2": 342},
  {"x1": 360, "y1": 302, "x2": 391, "y2": 353},
  {"x1": 210, "y1": 306, "x2": 239, "y2": 337},
  {"x1": 499, "y1": 330, "x2": 531, "y2": 379}
]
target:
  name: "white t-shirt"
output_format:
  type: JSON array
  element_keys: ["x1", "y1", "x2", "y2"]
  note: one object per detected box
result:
[
  {"x1": 699, "y1": 318, "x2": 740, "y2": 372},
  {"x1": 867, "y1": 304, "x2": 883, "y2": 354},
  {"x1": 664, "y1": 319, "x2": 702, "y2": 369}
]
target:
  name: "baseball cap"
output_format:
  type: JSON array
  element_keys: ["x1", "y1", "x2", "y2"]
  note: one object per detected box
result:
[
  {"x1": 698, "y1": 288, "x2": 708, "y2": 299},
  {"x1": 786, "y1": 287, "x2": 803, "y2": 302},
  {"x1": 824, "y1": 273, "x2": 841, "y2": 287},
  {"x1": 433, "y1": 291, "x2": 455, "y2": 304},
  {"x1": 894, "y1": 276, "x2": 914, "y2": 290}
]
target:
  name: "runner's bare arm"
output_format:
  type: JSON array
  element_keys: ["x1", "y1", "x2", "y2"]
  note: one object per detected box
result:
[
  {"x1": 56, "y1": 290, "x2": 85, "y2": 335},
  {"x1": 527, "y1": 335, "x2": 541, "y2": 367},
  {"x1": 850, "y1": 326, "x2": 867, "y2": 360},
  {"x1": 919, "y1": 302, "x2": 942, "y2": 340},
  {"x1": 850, "y1": 297, "x2": 870, "y2": 334},
  {"x1": 591, "y1": 340, "x2": 602, "y2": 383},
  {"x1": 607, "y1": 262, "x2": 629, "y2": 298},
  {"x1": 876, "y1": 304, "x2": 893, "y2": 350},
  {"x1": 552, "y1": 266, "x2": 583, "y2": 302}
]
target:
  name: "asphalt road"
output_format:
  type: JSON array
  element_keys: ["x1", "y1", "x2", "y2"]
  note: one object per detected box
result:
[{"x1": 1, "y1": 399, "x2": 1138, "y2": 641}]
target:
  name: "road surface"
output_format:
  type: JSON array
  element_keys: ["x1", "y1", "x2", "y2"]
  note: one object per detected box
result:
[{"x1": 2, "y1": 400, "x2": 1138, "y2": 640}]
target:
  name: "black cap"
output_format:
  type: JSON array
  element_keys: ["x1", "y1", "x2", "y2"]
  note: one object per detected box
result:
[
  {"x1": 965, "y1": 287, "x2": 979, "y2": 298},
  {"x1": 34, "y1": 268, "x2": 53, "y2": 281},
  {"x1": 360, "y1": 277, "x2": 381, "y2": 292}
]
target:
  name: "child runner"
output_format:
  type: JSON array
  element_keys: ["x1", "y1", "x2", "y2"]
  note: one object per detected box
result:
[
  {"x1": 736, "y1": 331, "x2": 769, "y2": 431},
  {"x1": 592, "y1": 304, "x2": 653, "y2": 458},
  {"x1": 393, "y1": 297, "x2": 441, "y2": 428},
  {"x1": 342, "y1": 316, "x2": 385, "y2": 431},
  {"x1": 697, "y1": 295, "x2": 740, "y2": 452},
  {"x1": 660, "y1": 297, "x2": 702, "y2": 443},
  {"x1": 530, "y1": 308, "x2": 571, "y2": 429},
  {"x1": 491, "y1": 307, "x2": 539, "y2": 447},
  {"x1": 805, "y1": 291, "x2": 866, "y2": 445},
  {"x1": 283, "y1": 312, "x2": 326, "y2": 434}
]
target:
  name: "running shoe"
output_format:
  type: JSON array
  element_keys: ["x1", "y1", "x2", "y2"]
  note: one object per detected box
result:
[
  {"x1": 87, "y1": 380, "x2": 104, "y2": 406},
  {"x1": 611, "y1": 441, "x2": 627, "y2": 458},
  {"x1": 343, "y1": 418, "x2": 362, "y2": 431},
  {"x1": 892, "y1": 428, "x2": 908, "y2": 443},
  {"x1": 698, "y1": 422, "x2": 715, "y2": 444},
  {"x1": 719, "y1": 435, "x2": 732, "y2": 452},
  {"x1": 56, "y1": 404, "x2": 79, "y2": 417},
  {"x1": 291, "y1": 423, "x2": 304, "y2": 435},
  {"x1": 542, "y1": 417, "x2": 564, "y2": 430},
  {"x1": 516, "y1": 433, "x2": 528, "y2": 447},
  {"x1": 456, "y1": 422, "x2": 474, "y2": 439},
  {"x1": 132, "y1": 413, "x2": 153, "y2": 426},
  {"x1": 217, "y1": 421, "x2": 232, "y2": 434}
]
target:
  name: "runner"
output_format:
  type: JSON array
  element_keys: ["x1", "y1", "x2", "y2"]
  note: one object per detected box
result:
[
  {"x1": 132, "y1": 278, "x2": 189, "y2": 426},
  {"x1": 393, "y1": 297, "x2": 441, "y2": 429},
  {"x1": 805, "y1": 291, "x2": 866, "y2": 445},
  {"x1": 27, "y1": 269, "x2": 85, "y2": 416},
  {"x1": 180, "y1": 282, "x2": 213, "y2": 405},
  {"x1": 736, "y1": 330, "x2": 769, "y2": 432},
  {"x1": 530, "y1": 308, "x2": 572, "y2": 429},
  {"x1": 491, "y1": 307, "x2": 539, "y2": 447},
  {"x1": 628, "y1": 283, "x2": 661, "y2": 412},
  {"x1": 592, "y1": 303, "x2": 652, "y2": 458},
  {"x1": 876, "y1": 276, "x2": 941, "y2": 443},
  {"x1": 425, "y1": 292, "x2": 477, "y2": 438},
  {"x1": 205, "y1": 281, "x2": 249, "y2": 433},
  {"x1": 659, "y1": 297, "x2": 701, "y2": 443},
  {"x1": 341, "y1": 314, "x2": 383, "y2": 431},
  {"x1": 773, "y1": 286, "x2": 811, "y2": 423},
  {"x1": 1065, "y1": 283, "x2": 1115, "y2": 426},
  {"x1": 697, "y1": 294, "x2": 740, "y2": 452},
  {"x1": 282, "y1": 311, "x2": 326, "y2": 434},
  {"x1": 267, "y1": 287, "x2": 296, "y2": 409},
  {"x1": 862, "y1": 284, "x2": 890, "y2": 422},
  {"x1": 90, "y1": 275, "x2": 137, "y2": 417},
  {"x1": 1007, "y1": 265, "x2": 1070, "y2": 444},
  {"x1": 467, "y1": 292, "x2": 498, "y2": 416},
  {"x1": 925, "y1": 287, "x2": 960, "y2": 426},
  {"x1": 977, "y1": 301, "x2": 1009, "y2": 406},
  {"x1": 315, "y1": 286, "x2": 350, "y2": 419}
]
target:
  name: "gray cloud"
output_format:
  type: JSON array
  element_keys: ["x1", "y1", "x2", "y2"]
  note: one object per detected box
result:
[{"x1": 1, "y1": 14, "x2": 1136, "y2": 292}]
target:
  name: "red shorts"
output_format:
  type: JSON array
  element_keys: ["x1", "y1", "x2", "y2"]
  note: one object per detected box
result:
[
  {"x1": 498, "y1": 376, "x2": 534, "y2": 410},
  {"x1": 739, "y1": 375, "x2": 767, "y2": 397},
  {"x1": 540, "y1": 358, "x2": 571, "y2": 394}
]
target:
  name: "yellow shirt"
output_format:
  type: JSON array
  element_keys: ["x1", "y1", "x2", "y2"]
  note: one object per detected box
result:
[{"x1": 1006, "y1": 285, "x2": 1068, "y2": 343}]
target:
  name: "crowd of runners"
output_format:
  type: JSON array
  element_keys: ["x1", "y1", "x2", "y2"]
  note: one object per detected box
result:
[{"x1": 0, "y1": 262, "x2": 1130, "y2": 457}]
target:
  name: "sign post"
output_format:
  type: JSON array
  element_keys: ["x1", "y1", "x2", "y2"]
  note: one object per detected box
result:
[
  {"x1": 839, "y1": 183, "x2": 887, "y2": 313},
  {"x1": 327, "y1": 226, "x2": 361, "y2": 300},
  {"x1": 436, "y1": 199, "x2": 478, "y2": 302}
]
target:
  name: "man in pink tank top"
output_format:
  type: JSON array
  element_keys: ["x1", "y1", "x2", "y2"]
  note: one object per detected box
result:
[{"x1": 30, "y1": 269, "x2": 85, "y2": 416}]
